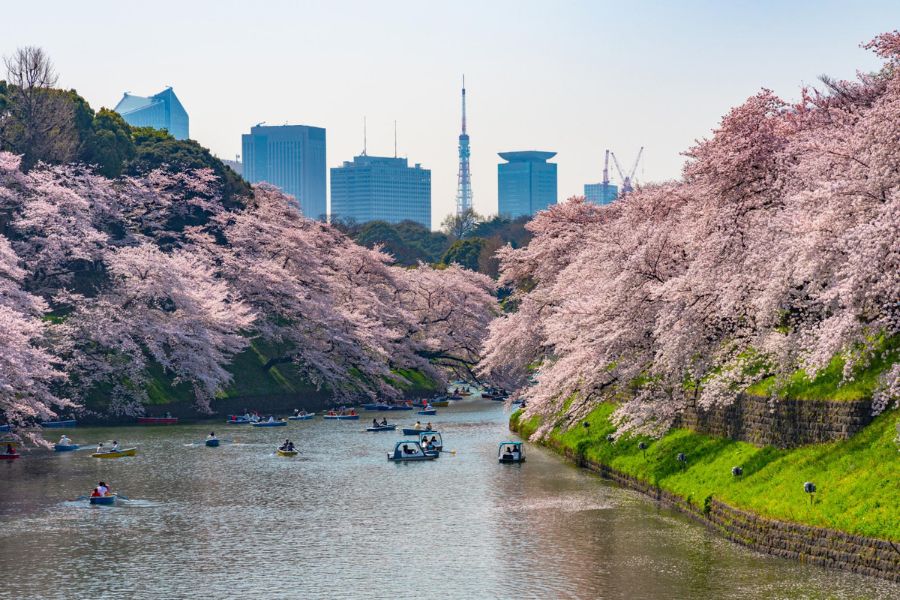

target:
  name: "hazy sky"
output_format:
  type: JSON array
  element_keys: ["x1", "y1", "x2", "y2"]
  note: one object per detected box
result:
[{"x1": 2, "y1": 1, "x2": 897, "y2": 228}]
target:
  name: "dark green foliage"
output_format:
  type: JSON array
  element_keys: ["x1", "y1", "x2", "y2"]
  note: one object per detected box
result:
[
  {"x1": 441, "y1": 238, "x2": 485, "y2": 271},
  {"x1": 81, "y1": 109, "x2": 135, "y2": 178},
  {"x1": 338, "y1": 219, "x2": 451, "y2": 266}
]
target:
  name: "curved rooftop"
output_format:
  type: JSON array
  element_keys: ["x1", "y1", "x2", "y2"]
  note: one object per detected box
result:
[{"x1": 498, "y1": 150, "x2": 557, "y2": 162}]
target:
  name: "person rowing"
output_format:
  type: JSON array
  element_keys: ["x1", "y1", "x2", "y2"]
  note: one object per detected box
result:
[
  {"x1": 425, "y1": 422, "x2": 433, "y2": 431},
  {"x1": 372, "y1": 418, "x2": 380, "y2": 427},
  {"x1": 58, "y1": 434, "x2": 73, "y2": 446},
  {"x1": 413, "y1": 421, "x2": 423, "y2": 430},
  {"x1": 109, "y1": 440, "x2": 120, "y2": 453},
  {"x1": 91, "y1": 481, "x2": 111, "y2": 497},
  {"x1": 380, "y1": 417, "x2": 388, "y2": 426},
  {"x1": 207, "y1": 431, "x2": 217, "y2": 441},
  {"x1": 4, "y1": 443, "x2": 15, "y2": 455}
]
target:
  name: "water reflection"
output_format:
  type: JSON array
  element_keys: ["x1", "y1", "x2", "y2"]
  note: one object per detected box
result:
[{"x1": 1, "y1": 402, "x2": 896, "y2": 599}]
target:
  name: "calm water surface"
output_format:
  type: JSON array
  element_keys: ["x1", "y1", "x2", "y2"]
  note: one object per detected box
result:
[{"x1": 1, "y1": 401, "x2": 897, "y2": 600}]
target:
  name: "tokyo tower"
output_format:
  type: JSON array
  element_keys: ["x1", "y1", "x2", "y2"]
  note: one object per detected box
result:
[{"x1": 455, "y1": 76, "x2": 473, "y2": 215}]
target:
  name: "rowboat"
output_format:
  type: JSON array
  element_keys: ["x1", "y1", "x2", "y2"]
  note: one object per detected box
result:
[
  {"x1": 136, "y1": 417, "x2": 178, "y2": 425},
  {"x1": 417, "y1": 408, "x2": 436, "y2": 415},
  {"x1": 324, "y1": 414, "x2": 360, "y2": 420},
  {"x1": 41, "y1": 419, "x2": 77, "y2": 428},
  {"x1": 276, "y1": 448, "x2": 298, "y2": 457},
  {"x1": 402, "y1": 428, "x2": 436, "y2": 436},
  {"x1": 387, "y1": 440, "x2": 437, "y2": 461},
  {"x1": 0, "y1": 453, "x2": 20, "y2": 460},
  {"x1": 91, "y1": 448, "x2": 137, "y2": 459},
  {"x1": 226, "y1": 416, "x2": 252, "y2": 425},
  {"x1": 366, "y1": 424, "x2": 397, "y2": 432},
  {"x1": 0, "y1": 425, "x2": 10, "y2": 432},
  {"x1": 54, "y1": 444, "x2": 80, "y2": 452},
  {"x1": 252, "y1": 420, "x2": 287, "y2": 427},
  {"x1": 89, "y1": 494, "x2": 117, "y2": 505},
  {"x1": 288, "y1": 413, "x2": 315, "y2": 420},
  {"x1": 205, "y1": 439, "x2": 220, "y2": 447}
]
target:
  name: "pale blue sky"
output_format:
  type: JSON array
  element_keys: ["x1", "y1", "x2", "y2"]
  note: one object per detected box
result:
[{"x1": 2, "y1": 1, "x2": 897, "y2": 227}]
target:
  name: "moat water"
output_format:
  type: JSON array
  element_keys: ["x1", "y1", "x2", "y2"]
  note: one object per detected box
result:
[{"x1": 1, "y1": 401, "x2": 896, "y2": 599}]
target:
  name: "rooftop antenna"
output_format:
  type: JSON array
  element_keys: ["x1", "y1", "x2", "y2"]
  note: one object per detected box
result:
[
  {"x1": 363, "y1": 116, "x2": 367, "y2": 156},
  {"x1": 394, "y1": 120, "x2": 397, "y2": 158}
]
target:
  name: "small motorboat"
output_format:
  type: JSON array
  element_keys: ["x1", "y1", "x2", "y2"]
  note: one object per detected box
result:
[
  {"x1": 387, "y1": 440, "x2": 437, "y2": 461},
  {"x1": 54, "y1": 443, "x2": 80, "y2": 452},
  {"x1": 41, "y1": 419, "x2": 77, "y2": 428},
  {"x1": 89, "y1": 494, "x2": 117, "y2": 505},
  {"x1": 91, "y1": 448, "x2": 137, "y2": 459},
  {"x1": 366, "y1": 424, "x2": 397, "y2": 432},
  {"x1": 253, "y1": 420, "x2": 287, "y2": 427},
  {"x1": 136, "y1": 416, "x2": 178, "y2": 425},
  {"x1": 276, "y1": 448, "x2": 298, "y2": 457},
  {"x1": 205, "y1": 439, "x2": 220, "y2": 447},
  {"x1": 419, "y1": 432, "x2": 443, "y2": 454},
  {"x1": 498, "y1": 441, "x2": 525, "y2": 463},
  {"x1": 417, "y1": 407, "x2": 436, "y2": 415},
  {"x1": 226, "y1": 416, "x2": 252, "y2": 425},
  {"x1": 288, "y1": 413, "x2": 315, "y2": 421},
  {"x1": 402, "y1": 428, "x2": 436, "y2": 436}
]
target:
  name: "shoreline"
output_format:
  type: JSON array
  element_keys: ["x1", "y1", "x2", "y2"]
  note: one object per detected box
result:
[{"x1": 510, "y1": 417, "x2": 900, "y2": 583}]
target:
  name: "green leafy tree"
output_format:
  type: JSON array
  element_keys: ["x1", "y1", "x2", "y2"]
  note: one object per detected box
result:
[{"x1": 441, "y1": 238, "x2": 485, "y2": 271}]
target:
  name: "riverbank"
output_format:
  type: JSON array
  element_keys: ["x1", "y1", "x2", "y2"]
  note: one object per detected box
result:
[{"x1": 510, "y1": 405, "x2": 900, "y2": 582}]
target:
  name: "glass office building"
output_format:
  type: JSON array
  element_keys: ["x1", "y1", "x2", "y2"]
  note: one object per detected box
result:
[
  {"x1": 497, "y1": 151, "x2": 557, "y2": 218},
  {"x1": 241, "y1": 124, "x2": 327, "y2": 221},
  {"x1": 113, "y1": 87, "x2": 189, "y2": 140},
  {"x1": 330, "y1": 155, "x2": 431, "y2": 228},
  {"x1": 584, "y1": 182, "x2": 619, "y2": 205}
]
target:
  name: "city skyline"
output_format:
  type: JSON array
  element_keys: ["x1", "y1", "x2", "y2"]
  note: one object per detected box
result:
[{"x1": 1, "y1": 1, "x2": 898, "y2": 228}]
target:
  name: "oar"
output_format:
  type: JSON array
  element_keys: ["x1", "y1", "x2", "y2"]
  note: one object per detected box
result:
[{"x1": 115, "y1": 493, "x2": 129, "y2": 501}]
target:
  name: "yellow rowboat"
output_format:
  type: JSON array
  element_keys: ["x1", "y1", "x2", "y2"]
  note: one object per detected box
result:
[
  {"x1": 91, "y1": 448, "x2": 137, "y2": 459},
  {"x1": 276, "y1": 449, "x2": 298, "y2": 457}
]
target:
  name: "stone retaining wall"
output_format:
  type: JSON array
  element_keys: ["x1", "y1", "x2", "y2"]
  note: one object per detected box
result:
[
  {"x1": 512, "y1": 421, "x2": 900, "y2": 583},
  {"x1": 674, "y1": 394, "x2": 874, "y2": 448}
]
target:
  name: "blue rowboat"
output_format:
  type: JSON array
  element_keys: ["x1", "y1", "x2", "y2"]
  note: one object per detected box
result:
[
  {"x1": 402, "y1": 428, "x2": 436, "y2": 436},
  {"x1": 89, "y1": 495, "x2": 116, "y2": 505},
  {"x1": 362, "y1": 403, "x2": 380, "y2": 411},
  {"x1": 54, "y1": 444, "x2": 80, "y2": 452},
  {"x1": 41, "y1": 420, "x2": 77, "y2": 428},
  {"x1": 252, "y1": 421, "x2": 287, "y2": 427},
  {"x1": 324, "y1": 414, "x2": 360, "y2": 420},
  {"x1": 0, "y1": 425, "x2": 10, "y2": 432},
  {"x1": 366, "y1": 424, "x2": 396, "y2": 432},
  {"x1": 417, "y1": 409, "x2": 436, "y2": 415},
  {"x1": 288, "y1": 413, "x2": 315, "y2": 421},
  {"x1": 205, "y1": 439, "x2": 220, "y2": 447}
]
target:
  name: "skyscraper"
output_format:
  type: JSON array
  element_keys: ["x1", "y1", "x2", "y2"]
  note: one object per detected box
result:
[
  {"x1": 584, "y1": 182, "x2": 618, "y2": 205},
  {"x1": 330, "y1": 155, "x2": 431, "y2": 228},
  {"x1": 113, "y1": 87, "x2": 189, "y2": 140},
  {"x1": 241, "y1": 124, "x2": 327, "y2": 221},
  {"x1": 455, "y1": 77, "x2": 473, "y2": 216},
  {"x1": 497, "y1": 151, "x2": 558, "y2": 218}
]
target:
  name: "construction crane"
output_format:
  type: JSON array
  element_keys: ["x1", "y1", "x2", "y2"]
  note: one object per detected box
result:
[{"x1": 610, "y1": 146, "x2": 644, "y2": 195}]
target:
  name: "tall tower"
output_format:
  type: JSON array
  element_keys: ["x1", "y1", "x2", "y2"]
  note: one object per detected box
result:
[{"x1": 455, "y1": 76, "x2": 473, "y2": 215}]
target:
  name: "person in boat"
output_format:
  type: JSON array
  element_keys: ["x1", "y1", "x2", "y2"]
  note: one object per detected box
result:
[
  {"x1": 413, "y1": 421, "x2": 423, "y2": 430},
  {"x1": 430, "y1": 435, "x2": 439, "y2": 446},
  {"x1": 92, "y1": 481, "x2": 111, "y2": 497},
  {"x1": 164, "y1": 411, "x2": 172, "y2": 418},
  {"x1": 109, "y1": 440, "x2": 120, "y2": 453},
  {"x1": 380, "y1": 417, "x2": 388, "y2": 426},
  {"x1": 425, "y1": 422, "x2": 433, "y2": 431},
  {"x1": 207, "y1": 431, "x2": 217, "y2": 440},
  {"x1": 96, "y1": 442, "x2": 104, "y2": 453},
  {"x1": 58, "y1": 434, "x2": 72, "y2": 446},
  {"x1": 267, "y1": 415, "x2": 276, "y2": 423},
  {"x1": 5, "y1": 443, "x2": 14, "y2": 455},
  {"x1": 372, "y1": 418, "x2": 379, "y2": 427},
  {"x1": 279, "y1": 439, "x2": 289, "y2": 451},
  {"x1": 402, "y1": 444, "x2": 414, "y2": 455}
]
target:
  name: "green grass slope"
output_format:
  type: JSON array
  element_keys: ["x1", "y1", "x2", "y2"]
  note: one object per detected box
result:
[{"x1": 513, "y1": 404, "x2": 900, "y2": 541}]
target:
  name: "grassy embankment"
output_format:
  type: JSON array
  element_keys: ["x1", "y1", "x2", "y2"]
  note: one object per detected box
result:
[
  {"x1": 86, "y1": 339, "x2": 440, "y2": 411},
  {"x1": 512, "y1": 347, "x2": 900, "y2": 541}
]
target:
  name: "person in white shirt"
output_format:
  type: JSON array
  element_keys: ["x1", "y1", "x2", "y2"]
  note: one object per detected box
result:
[
  {"x1": 207, "y1": 431, "x2": 217, "y2": 440},
  {"x1": 59, "y1": 435, "x2": 72, "y2": 446},
  {"x1": 109, "y1": 440, "x2": 120, "y2": 452}
]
